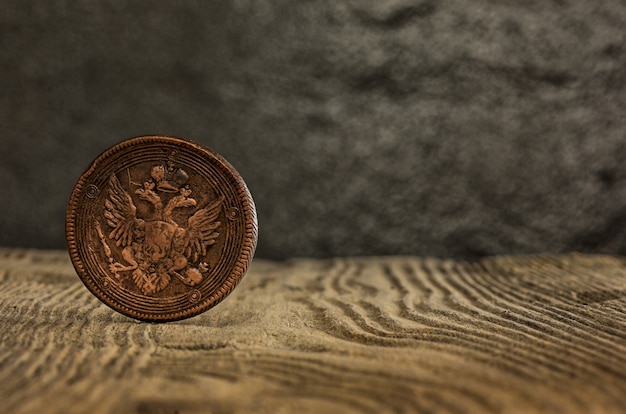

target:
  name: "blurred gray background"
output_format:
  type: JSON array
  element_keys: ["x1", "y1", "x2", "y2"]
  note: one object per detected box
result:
[{"x1": 1, "y1": 1, "x2": 625, "y2": 260}]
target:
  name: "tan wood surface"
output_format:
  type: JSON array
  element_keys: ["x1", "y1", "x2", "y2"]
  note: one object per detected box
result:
[{"x1": 0, "y1": 248, "x2": 625, "y2": 413}]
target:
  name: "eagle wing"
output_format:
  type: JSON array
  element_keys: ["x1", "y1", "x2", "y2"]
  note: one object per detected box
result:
[
  {"x1": 103, "y1": 173, "x2": 138, "y2": 247},
  {"x1": 185, "y1": 196, "x2": 224, "y2": 262}
]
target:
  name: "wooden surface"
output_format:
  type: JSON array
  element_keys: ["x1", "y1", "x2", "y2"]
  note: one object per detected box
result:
[{"x1": 1, "y1": 248, "x2": 625, "y2": 414}]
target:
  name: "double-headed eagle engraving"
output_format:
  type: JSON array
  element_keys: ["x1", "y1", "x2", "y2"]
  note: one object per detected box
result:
[{"x1": 98, "y1": 165, "x2": 223, "y2": 295}]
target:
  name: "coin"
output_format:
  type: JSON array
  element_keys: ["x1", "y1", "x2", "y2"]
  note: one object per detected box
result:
[{"x1": 66, "y1": 136, "x2": 257, "y2": 322}]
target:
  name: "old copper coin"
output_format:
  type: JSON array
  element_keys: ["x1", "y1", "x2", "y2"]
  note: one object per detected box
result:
[{"x1": 66, "y1": 136, "x2": 257, "y2": 322}]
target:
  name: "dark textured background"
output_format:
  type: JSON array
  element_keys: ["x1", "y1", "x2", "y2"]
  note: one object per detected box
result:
[{"x1": 1, "y1": 1, "x2": 625, "y2": 260}]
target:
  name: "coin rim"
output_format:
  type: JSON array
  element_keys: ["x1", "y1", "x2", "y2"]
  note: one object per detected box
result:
[{"x1": 66, "y1": 135, "x2": 258, "y2": 322}]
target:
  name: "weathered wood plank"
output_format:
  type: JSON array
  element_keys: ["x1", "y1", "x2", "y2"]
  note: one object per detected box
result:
[{"x1": 0, "y1": 248, "x2": 625, "y2": 413}]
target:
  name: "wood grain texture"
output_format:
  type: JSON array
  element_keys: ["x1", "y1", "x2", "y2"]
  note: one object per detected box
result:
[{"x1": 0, "y1": 248, "x2": 625, "y2": 413}]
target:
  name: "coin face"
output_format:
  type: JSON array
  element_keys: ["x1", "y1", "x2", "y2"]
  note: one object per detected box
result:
[{"x1": 66, "y1": 136, "x2": 257, "y2": 322}]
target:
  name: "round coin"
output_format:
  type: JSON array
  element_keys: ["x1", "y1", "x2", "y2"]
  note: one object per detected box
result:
[{"x1": 66, "y1": 136, "x2": 257, "y2": 322}]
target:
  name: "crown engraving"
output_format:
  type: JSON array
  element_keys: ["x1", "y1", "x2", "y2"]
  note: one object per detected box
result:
[{"x1": 150, "y1": 162, "x2": 190, "y2": 193}]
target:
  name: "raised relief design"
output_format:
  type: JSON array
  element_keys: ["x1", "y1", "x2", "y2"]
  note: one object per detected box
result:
[{"x1": 97, "y1": 164, "x2": 223, "y2": 295}]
